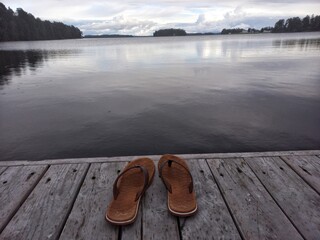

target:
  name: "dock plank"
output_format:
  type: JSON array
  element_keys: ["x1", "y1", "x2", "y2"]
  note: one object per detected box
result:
[
  {"x1": 141, "y1": 161, "x2": 180, "y2": 240},
  {"x1": 113, "y1": 162, "x2": 143, "y2": 240},
  {"x1": 60, "y1": 162, "x2": 126, "y2": 240},
  {"x1": 0, "y1": 165, "x2": 48, "y2": 232},
  {"x1": 207, "y1": 158, "x2": 303, "y2": 240},
  {"x1": 0, "y1": 163, "x2": 89, "y2": 240},
  {"x1": 1, "y1": 151, "x2": 319, "y2": 240},
  {"x1": 0, "y1": 167, "x2": 8, "y2": 175},
  {"x1": 121, "y1": 208, "x2": 142, "y2": 240},
  {"x1": 1, "y1": 150, "x2": 319, "y2": 167},
  {"x1": 179, "y1": 159, "x2": 241, "y2": 240},
  {"x1": 281, "y1": 155, "x2": 320, "y2": 194},
  {"x1": 246, "y1": 156, "x2": 320, "y2": 240}
]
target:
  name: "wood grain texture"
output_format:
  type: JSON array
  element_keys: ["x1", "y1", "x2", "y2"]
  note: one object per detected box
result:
[
  {"x1": 59, "y1": 162, "x2": 126, "y2": 240},
  {"x1": 207, "y1": 158, "x2": 303, "y2": 240},
  {"x1": 0, "y1": 163, "x2": 89, "y2": 240},
  {"x1": 246, "y1": 156, "x2": 320, "y2": 240},
  {"x1": 179, "y1": 159, "x2": 241, "y2": 240},
  {"x1": 281, "y1": 155, "x2": 320, "y2": 194},
  {"x1": 0, "y1": 165, "x2": 48, "y2": 232},
  {"x1": 112, "y1": 161, "x2": 145, "y2": 240},
  {"x1": 0, "y1": 167, "x2": 8, "y2": 175},
  {"x1": 1, "y1": 150, "x2": 319, "y2": 166},
  {"x1": 121, "y1": 207, "x2": 142, "y2": 240},
  {"x1": 141, "y1": 161, "x2": 180, "y2": 240},
  {"x1": 1, "y1": 153, "x2": 319, "y2": 240}
]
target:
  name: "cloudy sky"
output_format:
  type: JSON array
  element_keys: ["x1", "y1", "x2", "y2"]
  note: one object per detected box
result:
[{"x1": 2, "y1": 0, "x2": 320, "y2": 35}]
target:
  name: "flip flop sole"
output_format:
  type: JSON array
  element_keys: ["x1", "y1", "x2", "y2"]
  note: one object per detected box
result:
[
  {"x1": 159, "y1": 154, "x2": 197, "y2": 216},
  {"x1": 106, "y1": 158, "x2": 155, "y2": 225},
  {"x1": 105, "y1": 197, "x2": 142, "y2": 225},
  {"x1": 168, "y1": 199, "x2": 198, "y2": 217}
]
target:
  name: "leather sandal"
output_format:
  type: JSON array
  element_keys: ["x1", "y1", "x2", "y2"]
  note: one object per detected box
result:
[
  {"x1": 158, "y1": 154, "x2": 197, "y2": 216},
  {"x1": 106, "y1": 158, "x2": 155, "y2": 225}
]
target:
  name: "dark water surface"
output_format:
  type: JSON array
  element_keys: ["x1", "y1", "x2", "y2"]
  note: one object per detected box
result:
[{"x1": 1, "y1": 33, "x2": 320, "y2": 160}]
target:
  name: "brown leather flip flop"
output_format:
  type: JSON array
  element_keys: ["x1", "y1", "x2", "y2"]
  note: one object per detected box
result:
[
  {"x1": 106, "y1": 158, "x2": 155, "y2": 225},
  {"x1": 158, "y1": 154, "x2": 197, "y2": 216}
]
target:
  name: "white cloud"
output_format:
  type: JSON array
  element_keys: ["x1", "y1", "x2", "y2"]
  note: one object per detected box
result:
[
  {"x1": 77, "y1": 16, "x2": 158, "y2": 36},
  {"x1": 196, "y1": 14, "x2": 206, "y2": 24}
]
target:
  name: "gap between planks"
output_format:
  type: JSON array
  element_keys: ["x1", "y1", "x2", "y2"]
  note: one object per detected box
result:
[
  {"x1": 0, "y1": 165, "x2": 49, "y2": 234},
  {"x1": 204, "y1": 159, "x2": 245, "y2": 240},
  {"x1": 1, "y1": 154, "x2": 319, "y2": 240},
  {"x1": 245, "y1": 156, "x2": 320, "y2": 239},
  {"x1": 56, "y1": 163, "x2": 91, "y2": 239}
]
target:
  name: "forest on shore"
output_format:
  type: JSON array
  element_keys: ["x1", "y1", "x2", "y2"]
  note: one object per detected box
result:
[
  {"x1": 155, "y1": 15, "x2": 320, "y2": 37},
  {"x1": 153, "y1": 29, "x2": 187, "y2": 37},
  {"x1": 0, "y1": 3, "x2": 82, "y2": 41},
  {"x1": 221, "y1": 15, "x2": 320, "y2": 34}
]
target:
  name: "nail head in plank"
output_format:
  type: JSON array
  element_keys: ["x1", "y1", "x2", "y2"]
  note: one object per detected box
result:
[
  {"x1": 245, "y1": 156, "x2": 320, "y2": 240},
  {"x1": 207, "y1": 158, "x2": 303, "y2": 240},
  {"x1": 59, "y1": 162, "x2": 127, "y2": 240},
  {"x1": 0, "y1": 165, "x2": 48, "y2": 232},
  {"x1": 0, "y1": 163, "x2": 89, "y2": 240},
  {"x1": 179, "y1": 159, "x2": 241, "y2": 240},
  {"x1": 281, "y1": 155, "x2": 320, "y2": 194}
]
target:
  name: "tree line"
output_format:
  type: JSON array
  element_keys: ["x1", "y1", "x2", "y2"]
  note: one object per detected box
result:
[
  {"x1": 0, "y1": 3, "x2": 82, "y2": 41},
  {"x1": 153, "y1": 28, "x2": 187, "y2": 37},
  {"x1": 221, "y1": 28, "x2": 244, "y2": 34},
  {"x1": 221, "y1": 27, "x2": 272, "y2": 34},
  {"x1": 273, "y1": 15, "x2": 320, "y2": 33},
  {"x1": 84, "y1": 34, "x2": 133, "y2": 38},
  {"x1": 221, "y1": 14, "x2": 320, "y2": 34}
]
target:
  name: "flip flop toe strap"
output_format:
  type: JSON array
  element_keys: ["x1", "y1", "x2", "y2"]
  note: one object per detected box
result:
[
  {"x1": 113, "y1": 165, "x2": 149, "y2": 201},
  {"x1": 159, "y1": 159, "x2": 194, "y2": 193}
]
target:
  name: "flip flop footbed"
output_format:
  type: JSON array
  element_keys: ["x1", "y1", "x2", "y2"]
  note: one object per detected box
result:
[
  {"x1": 159, "y1": 154, "x2": 197, "y2": 216},
  {"x1": 106, "y1": 158, "x2": 155, "y2": 224}
]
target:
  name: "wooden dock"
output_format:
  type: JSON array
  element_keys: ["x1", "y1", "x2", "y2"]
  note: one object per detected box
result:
[{"x1": 0, "y1": 150, "x2": 319, "y2": 240}]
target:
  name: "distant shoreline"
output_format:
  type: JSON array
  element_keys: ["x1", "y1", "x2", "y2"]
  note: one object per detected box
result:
[
  {"x1": 1, "y1": 31, "x2": 319, "y2": 43},
  {"x1": 83, "y1": 33, "x2": 219, "y2": 39},
  {"x1": 82, "y1": 31, "x2": 319, "y2": 39}
]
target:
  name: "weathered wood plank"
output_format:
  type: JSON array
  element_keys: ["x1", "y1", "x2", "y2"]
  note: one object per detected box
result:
[
  {"x1": 0, "y1": 157, "x2": 130, "y2": 167},
  {"x1": 59, "y1": 162, "x2": 127, "y2": 240},
  {"x1": 281, "y1": 155, "x2": 320, "y2": 194},
  {"x1": 246, "y1": 156, "x2": 320, "y2": 240},
  {"x1": 179, "y1": 159, "x2": 241, "y2": 240},
  {"x1": 1, "y1": 150, "x2": 319, "y2": 166},
  {"x1": 0, "y1": 165, "x2": 48, "y2": 232},
  {"x1": 121, "y1": 207, "x2": 142, "y2": 240},
  {"x1": 207, "y1": 158, "x2": 303, "y2": 240},
  {"x1": 0, "y1": 163, "x2": 89, "y2": 240},
  {"x1": 0, "y1": 166, "x2": 8, "y2": 175},
  {"x1": 139, "y1": 161, "x2": 180, "y2": 240}
]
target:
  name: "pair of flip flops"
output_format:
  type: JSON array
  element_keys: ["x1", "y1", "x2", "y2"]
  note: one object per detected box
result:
[{"x1": 106, "y1": 154, "x2": 197, "y2": 225}]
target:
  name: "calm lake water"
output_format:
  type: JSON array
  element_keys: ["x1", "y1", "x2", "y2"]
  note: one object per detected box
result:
[{"x1": 1, "y1": 33, "x2": 320, "y2": 161}]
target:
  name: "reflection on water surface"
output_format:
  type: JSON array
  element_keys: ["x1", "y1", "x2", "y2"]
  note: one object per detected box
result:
[{"x1": 0, "y1": 33, "x2": 320, "y2": 160}]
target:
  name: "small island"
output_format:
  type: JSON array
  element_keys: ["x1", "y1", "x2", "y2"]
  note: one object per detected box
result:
[{"x1": 153, "y1": 28, "x2": 187, "y2": 37}]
